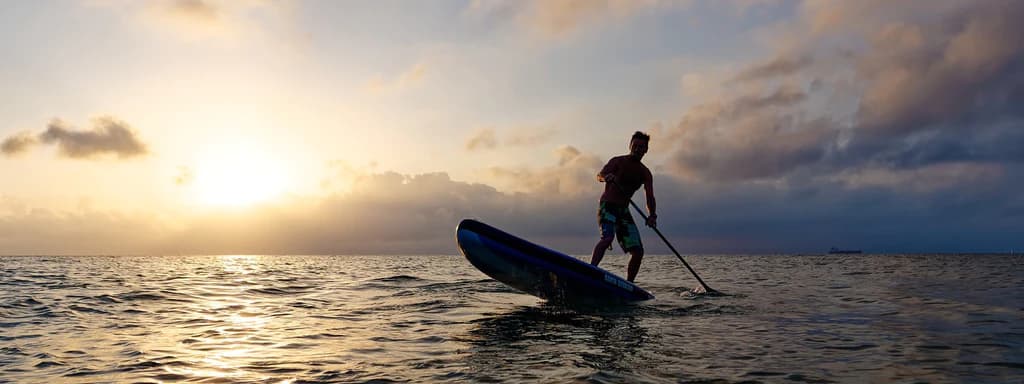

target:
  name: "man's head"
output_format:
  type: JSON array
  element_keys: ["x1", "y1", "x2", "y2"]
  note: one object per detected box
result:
[{"x1": 629, "y1": 131, "x2": 650, "y2": 159}]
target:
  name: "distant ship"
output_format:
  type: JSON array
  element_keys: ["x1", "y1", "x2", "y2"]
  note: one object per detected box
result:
[{"x1": 828, "y1": 247, "x2": 862, "y2": 254}]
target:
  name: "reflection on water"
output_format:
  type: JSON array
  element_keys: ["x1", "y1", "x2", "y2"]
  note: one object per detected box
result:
[
  {"x1": 0, "y1": 254, "x2": 1022, "y2": 383},
  {"x1": 462, "y1": 305, "x2": 648, "y2": 381}
]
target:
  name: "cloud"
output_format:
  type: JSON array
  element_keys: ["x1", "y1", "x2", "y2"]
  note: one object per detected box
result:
[
  {"x1": 0, "y1": 166, "x2": 599, "y2": 255},
  {"x1": 483, "y1": 145, "x2": 604, "y2": 195},
  {"x1": 3, "y1": 117, "x2": 149, "y2": 160},
  {"x1": 0, "y1": 206, "x2": 168, "y2": 255},
  {"x1": 465, "y1": 126, "x2": 558, "y2": 151},
  {"x1": 465, "y1": 128, "x2": 498, "y2": 151},
  {"x1": 506, "y1": 127, "x2": 558, "y2": 146},
  {"x1": 87, "y1": 0, "x2": 282, "y2": 40},
  {"x1": 1, "y1": 132, "x2": 38, "y2": 157},
  {"x1": 3, "y1": 162, "x2": 1021, "y2": 255},
  {"x1": 163, "y1": 0, "x2": 219, "y2": 23},
  {"x1": 731, "y1": 56, "x2": 813, "y2": 83},
  {"x1": 37, "y1": 117, "x2": 149, "y2": 159},
  {"x1": 663, "y1": 1, "x2": 1024, "y2": 184},
  {"x1": 126, "y1": 0, "x2": 227, "y2": 35},
  {"x1": 526, "y1": 0, "x2": 627, "y2": 38},
  {"x1": 367, "y1": 63, "x2": 429, "y2": 95},
  {"x1": 670, "y1": 111, "x2": 836, "y2": 182},
  {"x1": 465, "y1": 0, "x2": 660, "y2": 39},
  {"x1": 731, "y1": 84, "x2": 807, "y2": 112}
]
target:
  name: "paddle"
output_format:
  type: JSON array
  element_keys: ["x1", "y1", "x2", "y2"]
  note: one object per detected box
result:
[{"x1": 609, "y1": 179, "x2": 721, "y2": 295}]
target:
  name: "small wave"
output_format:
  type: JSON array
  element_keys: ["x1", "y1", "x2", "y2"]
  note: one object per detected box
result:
[
  {"x1": 372, "y1": 274, "x2": 423, "y2": 281},
  {"x1": 118, "y1": 360, "x2": 164, "y2": 371},
  {"x1": 151, "y1": 373, "x2": 189, "y2": 381},
  {"x1": 1, "y1": 297, "x2": 44, "y2": 307},
  {"x1": 744, "y1": 371, "x2": 789, "y2": 377},
  {"x1": 967, "y1": 319, "x2": 1008, "y2": 324},
  {"x1": 917, "y1": 344, "x2": 953, "y2": 350},
  {"x1": 984, "y1": 362, "x2": 1024, "y2": 369},
  {"x1": 0, "y1": 278, "x2": 36, "y2": 286},
  {"x1": 960, "y1": 342, "x2": 1012, "y2": 349},
  {"x1": 35, "y1": 360, "x2": 66, "y2": 368},
  {"x1": 277, "y1": 343, "x2": 318, "y2": 349},
  {"x1": 363, "y1": 275, "x2": 430, "y2": 288},
  {"x1": 414, "y1": 336, "x2": 445, "y2": 344},
  {"x1": 1, "y1": 347, "x2": 28, "y2": 356},
  {"x1": 243, "y1": 286, "x2": 311, "y2": 296},
  {"x1": 298, "y1": 332, "x2": 346, "y2": 339},
  {"x1": 68, "y1": 305, "x2": 111, "y2": 315},
  {"x1": 117, "y1": 291, "x2": 168, "y2": 301},
  {"x1": 824, "y1": 344, "x2": 878, "y2": 351},
  {"x1": 63, "y1": 368, "x2": 106, "y2": 377},
  {"x1": 245, "y1": 287, "x2": 293, "y2": 295},
  {"x1": 247, "y1": 366, "x2": 307, "y2": 374},
  {"x1": 97, "y1": 295, "x2": 121, "y2": 303}
]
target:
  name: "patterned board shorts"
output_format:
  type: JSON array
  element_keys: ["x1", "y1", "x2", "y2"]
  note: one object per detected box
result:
[{"x1": 597, "y1": 201, "x2": 643, "y2": 253}]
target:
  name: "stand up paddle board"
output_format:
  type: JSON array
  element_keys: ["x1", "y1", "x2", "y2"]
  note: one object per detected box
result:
[{"x1": 456, "y1": 219, "x2": 654, "y2": 304}]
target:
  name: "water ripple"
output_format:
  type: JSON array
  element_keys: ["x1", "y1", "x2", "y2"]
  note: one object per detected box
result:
[{"x1": 0, "y1": 254, "x2": 1021, "y2": 382}]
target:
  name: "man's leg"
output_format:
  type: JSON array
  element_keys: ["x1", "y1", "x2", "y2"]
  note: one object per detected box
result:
[
  {"x1": 592, "y1": 204, "x2": 617, "y2": 266},
  {"x1": 591, "y1": 236, "x2": 614, "y2": 266},
  {"x1": 626, "y1": 248, "x2": 644, "y2": 282}
]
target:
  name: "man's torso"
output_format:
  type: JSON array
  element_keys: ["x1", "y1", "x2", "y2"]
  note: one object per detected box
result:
[{"x1": 600, "y1": 155, "x2": 649, "y2": 204}]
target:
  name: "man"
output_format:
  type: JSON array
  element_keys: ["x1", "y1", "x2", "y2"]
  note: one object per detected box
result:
[{"x1": 590, "y1": 131, "x2": 656, "y2": 282}]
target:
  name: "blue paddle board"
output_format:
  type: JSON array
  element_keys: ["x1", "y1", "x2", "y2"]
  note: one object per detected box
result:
[{"x1": 456, "y1": 219, "x2": 654, "y2": 304}]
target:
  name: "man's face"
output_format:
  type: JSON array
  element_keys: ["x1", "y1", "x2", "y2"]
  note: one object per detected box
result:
[{"x1": 629, "y1": 139, "x2": 649, "y2": 158}]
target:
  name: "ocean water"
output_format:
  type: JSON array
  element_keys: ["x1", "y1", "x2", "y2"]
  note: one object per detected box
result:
[{"x1": 0, "y1": 254, "x2": 1022, "y2": 383}]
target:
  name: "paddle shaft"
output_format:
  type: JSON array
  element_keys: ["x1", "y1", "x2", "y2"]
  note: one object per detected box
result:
[{"x1": 610, "y1": 179, "x2": 716, "y2": 293}]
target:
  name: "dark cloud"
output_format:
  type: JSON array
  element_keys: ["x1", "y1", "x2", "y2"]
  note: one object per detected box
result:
[
  {"x1": 1, "y1": 131, "x2": 37, "y2": 156},
  {"x1": 731, "y1": 85, "x2": 807, "y2": 112},
  {"x1": 666, "y1": 1, "x2": 1024, "y2": 183},
  {"x1": 38, "y1": 117, "x2": 149, "y2": 159},
  {"x1": 732, "y1": 56, "x2": 813, "y2": 83},
  {"x1": 855, "y1": 3, "x2": 1024, "y2": 137},
  {"x1": 671, "y1": 115, "x2": 837, "y2": 181},
  {"x1": 155, "y1": 170, "x2": 599, "y2": 255},
  {"x1": 667, "y1": 84, "x2": 831, "y2": 181},
  {"x1": 3, "y1": 164, "x2": 1020, "y2": 255}
]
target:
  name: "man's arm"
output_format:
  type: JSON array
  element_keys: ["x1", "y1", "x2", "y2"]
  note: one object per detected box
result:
[
  {"x1": 644, "y1": 169, "x2": 657, "y2": 227},
  {"x1": 596, "y1": 157, "x2": 618, "y2": 182}
]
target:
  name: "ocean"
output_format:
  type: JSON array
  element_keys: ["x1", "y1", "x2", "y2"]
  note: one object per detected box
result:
[{"x1": 1, "y1": 254, "x2": 1021, "y2": 383}]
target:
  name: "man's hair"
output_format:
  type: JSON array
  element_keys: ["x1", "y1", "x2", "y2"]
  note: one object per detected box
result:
[{"x1": 631, "y1": 131, "x2": 650, "y2": 142}]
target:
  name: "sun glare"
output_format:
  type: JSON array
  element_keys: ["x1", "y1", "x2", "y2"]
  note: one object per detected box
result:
[{"x1": 193, "y1": 148, "x2": 288, "y2": 206}]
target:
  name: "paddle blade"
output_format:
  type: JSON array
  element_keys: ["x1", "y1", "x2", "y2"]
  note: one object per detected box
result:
[{"x1": 689, "y1": 285, "x2": 726, "y2": 296}]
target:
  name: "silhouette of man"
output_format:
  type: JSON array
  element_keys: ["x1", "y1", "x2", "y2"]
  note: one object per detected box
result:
[{"x1": 590, "y1": 131, "x2": 656, "y2": 282}]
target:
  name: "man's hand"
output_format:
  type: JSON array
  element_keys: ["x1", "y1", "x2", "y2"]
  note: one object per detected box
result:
[{"x1": 645, "y1": 214, "x2": 657, "y2": 228}]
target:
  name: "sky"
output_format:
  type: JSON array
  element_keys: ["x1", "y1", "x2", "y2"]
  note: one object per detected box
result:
[{"x1": 1, "y1": 0, "x2": 1022, "y2": 255}]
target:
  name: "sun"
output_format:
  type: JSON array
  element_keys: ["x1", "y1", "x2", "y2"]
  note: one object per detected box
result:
[{"x1": 192, "y1": 147, "x2": 289, "y2": 206}]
